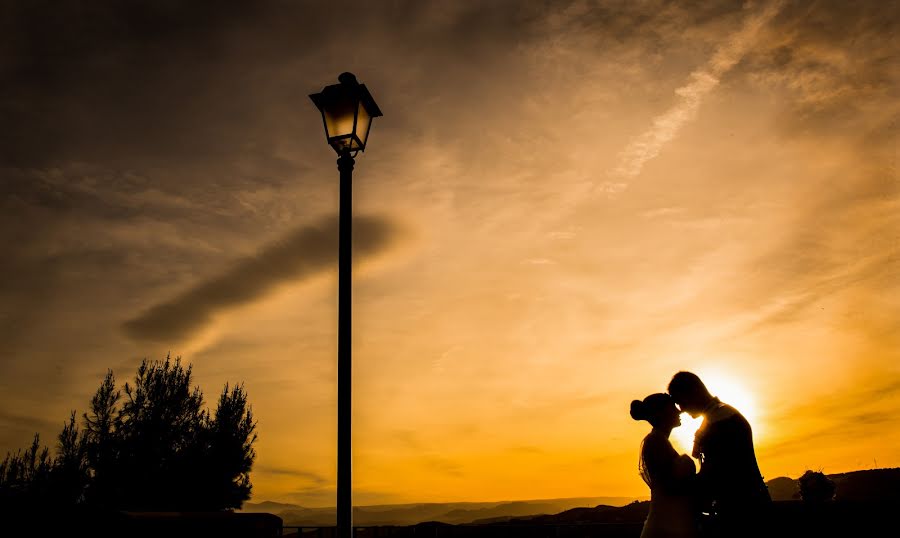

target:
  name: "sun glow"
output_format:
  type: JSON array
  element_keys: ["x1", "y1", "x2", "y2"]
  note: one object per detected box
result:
[{"x1": 670, "y1": 371, "x2": 761, "y2": 457}]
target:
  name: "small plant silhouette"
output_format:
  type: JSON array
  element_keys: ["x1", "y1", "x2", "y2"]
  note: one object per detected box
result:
[{"x1": 799, "y1": 470, "x2": 836, "y2": 504}]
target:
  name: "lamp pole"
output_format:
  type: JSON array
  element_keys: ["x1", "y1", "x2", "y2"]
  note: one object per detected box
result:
[
  {"x1": 309, "y1": 72, "x2": 381, "y2": 538},
  {"x1": 337, "y1": 148, "x2": 354, "y2": 538}
]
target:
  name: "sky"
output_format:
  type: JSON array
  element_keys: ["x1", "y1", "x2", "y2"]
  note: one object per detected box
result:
[{"x1": 1, "y1": 0, "x2": 898, "y2": 507}]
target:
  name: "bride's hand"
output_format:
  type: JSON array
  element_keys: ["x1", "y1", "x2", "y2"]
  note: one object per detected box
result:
[{"x1": 674, "y1": 454, "x2": 697, "y2": 477}]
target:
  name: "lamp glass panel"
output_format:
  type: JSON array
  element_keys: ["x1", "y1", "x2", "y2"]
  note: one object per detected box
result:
[
  {"x1": 355, "y1": 101, "x2": 372, "y2": 148},
  {"x1": 323, "y1": 97, "x2": 358, "y2": 140}
]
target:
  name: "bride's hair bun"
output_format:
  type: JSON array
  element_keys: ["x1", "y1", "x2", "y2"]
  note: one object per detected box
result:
[
  {"x1": 630, "y1": 400, "x2": 646, "y2": 421},
  {"x1": 631, "y1": 393, "x2": 673, "y2": 425}
]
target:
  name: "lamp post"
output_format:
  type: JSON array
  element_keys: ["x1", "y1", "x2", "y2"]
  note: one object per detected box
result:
[{"x1": 310, "y1": 73, "x2": 383, "y2": 538}]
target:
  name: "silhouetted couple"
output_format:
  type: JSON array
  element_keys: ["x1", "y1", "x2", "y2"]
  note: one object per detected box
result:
[{"x1": 631, "y1": 372, "x2": 771, "y2": 538}]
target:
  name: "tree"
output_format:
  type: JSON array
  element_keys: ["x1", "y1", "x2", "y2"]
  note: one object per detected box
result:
[
  {"x1": 115, "y1": 357, "x2": 209, "y2": 510},
  {"x1": 53, "y1": 412, "x2": 90, "y2": 505},
  {"x1": 0, "y1": 416, "x2": 89, "y2": 509},
  {"x1": 83, "y1": 370, "x2": 121, "y2": 507},
  {"x1": 0, "y1": 356, "x2": 257, "y2": 511},
  {"x1": 198, "y1": 383, "x2": 257, "y2": 510},
  {"x1": 0, "y1": 434, "x2": 53, "y2": 508}
]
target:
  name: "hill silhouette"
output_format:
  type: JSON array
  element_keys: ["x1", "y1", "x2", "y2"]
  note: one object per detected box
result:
[
  {"x1": 765, "y1": 467, "x2": 900, "y2": 502},
  {"x1": 494, "y1": 469, "x2": 900, "y2": 525},
  {"x1": 485, "y1": 502, "x2": 650, "y2": 526},
  {"x1": 473, "y1": 469, "x2": 899, "y2": 538}
]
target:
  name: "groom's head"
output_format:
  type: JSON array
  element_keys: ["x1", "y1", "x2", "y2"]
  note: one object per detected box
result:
[{"x1": 668, "y1": 371, "x2": 714, "y2": 418}]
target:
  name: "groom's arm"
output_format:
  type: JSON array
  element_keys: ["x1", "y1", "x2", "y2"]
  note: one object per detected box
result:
[
  {"x1": 693, "y1": 425, "x2": 716, "y2": 510},
  {"x1": 692, "y1": 422, "x2": 705, "y2": 460}
]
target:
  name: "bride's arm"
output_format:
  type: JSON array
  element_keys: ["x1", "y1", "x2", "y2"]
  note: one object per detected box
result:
[
  {"x1": 672, "y1": 453, "x2": 696, "y2": 480},
  {"x1": 642, "y1": 438, "x2": 695, "y2": 488}
]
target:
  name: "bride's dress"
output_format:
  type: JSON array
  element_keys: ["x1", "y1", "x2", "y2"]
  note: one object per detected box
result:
[{"x1": 639, "y1": 430, "x2": 698, "y2": 538}]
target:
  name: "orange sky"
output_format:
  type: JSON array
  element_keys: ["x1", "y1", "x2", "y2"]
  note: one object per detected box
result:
[{"x1": 1, "y1": 1, "x2": 898, "y2": 507}]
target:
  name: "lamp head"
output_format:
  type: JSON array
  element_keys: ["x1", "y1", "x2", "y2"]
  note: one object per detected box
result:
[{"x1": 310, "y1": 72, "x2": 383, "y2": 154}]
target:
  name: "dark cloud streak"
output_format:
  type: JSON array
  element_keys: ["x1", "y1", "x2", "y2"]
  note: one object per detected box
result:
[
  {"x1": 255, "y1": 465, "x2": 328, "y2": 485},
  {"x1": 123, "y1": 214, "x2": 401, "y2": 342}
]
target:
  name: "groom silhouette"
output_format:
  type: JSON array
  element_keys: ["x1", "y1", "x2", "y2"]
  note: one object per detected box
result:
[{"x1": 668, "y1": 371, "x2": 771, "y2": 537}]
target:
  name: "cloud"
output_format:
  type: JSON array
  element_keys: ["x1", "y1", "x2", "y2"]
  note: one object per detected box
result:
[
  {"x1": 740, "y1": 0, "x2": 900, "y2": 130},
  {"x1": 389, "y1": 429, "x2": 465, "y2": 477},
  {"x1": 761, "y1": 374, "x2": 900, "y2": 455},
  {"x1": 0, "y1": 411, "x2": 61, "y2": 448},
  {"x1": 611, "y1": 0, "x2": 784, "y2": 181},
  {"x1": 254, "y1": 465, "x2": 328, "y2": 485},
  {"x1": 284, "y1": 485, "x2": 401, "y2": 507},
  {"x1": 507, "y1": 445, "x2": 545, "y2": 455},
  {"x1": 420, "y1": 454, "x2": 465, "y2": 477},
  {"x1": 123, "y1": 214, "x2": 402, "y2": 342}
]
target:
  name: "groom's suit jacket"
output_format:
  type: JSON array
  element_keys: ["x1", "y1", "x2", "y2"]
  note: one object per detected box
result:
[{"x1": 692, "y1": 398, "x2": 770, "y2": 512}]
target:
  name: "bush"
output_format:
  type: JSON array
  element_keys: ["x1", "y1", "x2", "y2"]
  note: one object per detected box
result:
[{"x1": 799, "y1": 470, "x2": 836, "y2": 504}]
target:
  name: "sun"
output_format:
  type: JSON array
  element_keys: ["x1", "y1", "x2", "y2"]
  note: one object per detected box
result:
[{"x1": 670, "y1": 371, "x2": 761, "y2": 456}]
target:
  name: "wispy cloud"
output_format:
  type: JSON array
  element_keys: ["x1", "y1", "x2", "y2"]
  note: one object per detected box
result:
[
  {"x1": 0, "y1": 411, "x2": 61, "y2": 445},
  {"x1": 254, "y1": 466, "x2": 329, "y2": 485},
  {"x1": 761, "y1": 374, "x2": 900, "y2": 456},
  {"x1": 612, "y1": 1, "x2": 784, "y2": 181}
]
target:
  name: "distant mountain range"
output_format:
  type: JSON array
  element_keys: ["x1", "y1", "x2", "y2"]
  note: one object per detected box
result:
[
  {"x1": 245, "y1": 468, "x2": 900, "y2": 527},
  {"x1": 241, "y1": 496, "x2": 640, "y2": 526}
]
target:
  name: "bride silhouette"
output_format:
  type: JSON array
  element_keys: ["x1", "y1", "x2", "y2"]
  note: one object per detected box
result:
[{"x1": 631, "y1": 393, "x2": 698, "y2": 538}]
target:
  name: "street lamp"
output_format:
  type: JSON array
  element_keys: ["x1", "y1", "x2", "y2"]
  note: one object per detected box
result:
[{"x1": 310, "y1": 72, "x2": 382, "y2": 538}]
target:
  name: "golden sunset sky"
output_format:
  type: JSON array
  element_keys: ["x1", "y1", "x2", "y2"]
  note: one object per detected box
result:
[{"x1": 1, "y1": 1, "x2": 898, "y2": 507}]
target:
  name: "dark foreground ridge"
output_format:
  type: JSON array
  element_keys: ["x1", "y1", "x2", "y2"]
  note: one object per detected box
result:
[
  {"x1": 250, "y1": 468, "x2": 900, "y2": 527},
  {"x1": 4, "y1": 469, "x2": 896, "y2": 537}
]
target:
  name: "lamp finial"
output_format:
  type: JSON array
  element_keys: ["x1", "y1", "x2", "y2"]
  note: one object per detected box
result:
[{"x1": 338, "y1": 72, "x2": 358, "y2": 86}]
